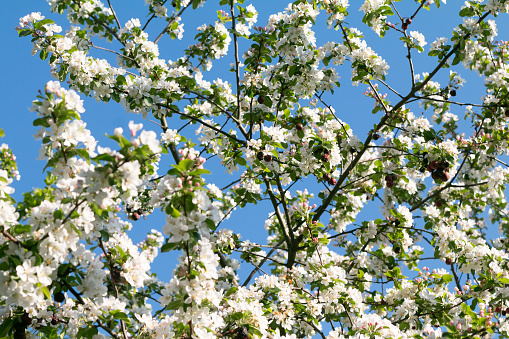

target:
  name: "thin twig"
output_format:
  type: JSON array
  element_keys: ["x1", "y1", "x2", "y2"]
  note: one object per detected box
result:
[
  {"x1": 154, "y1": 2, "x2": 192, "y2": 44},
  {"x1": 107, "y1": 0, "x2": 121, "y2": 29},
  {"x1": 156, "y1": 103, "x2": 246, "y2": 145},
  {"x1": 230, "y1": 0, "x2": 242, "y2": 120}
]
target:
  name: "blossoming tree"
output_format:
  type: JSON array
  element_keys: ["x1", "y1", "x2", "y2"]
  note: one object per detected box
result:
[{"x1": 2, "y1": 0, "x2": 509, "y2": 338}]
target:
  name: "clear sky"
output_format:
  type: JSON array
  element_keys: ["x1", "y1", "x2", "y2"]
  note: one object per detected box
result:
[{"x1": 2, "y1": 0, "x2": 509, "y2": 287}]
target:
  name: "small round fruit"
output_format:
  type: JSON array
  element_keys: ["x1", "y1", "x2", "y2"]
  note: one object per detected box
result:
[
  {"x1": 386, "y1": 180, "x2": 394, "y2": 188},
  {"x1": 132, "y1": 212, "x2": 140, "y2": 221},
  {"x1": 321, "y1": 153, "x2": 330, "y2": 162},
  {"x1": 323, "y1": 173, "x2": 332, "y2": 182},
  {"x1": 51, "y1": 316, "x2": 59, "y2": 325},
  {"x1": 256, "y1": 152, "x2": 264, "y2": 161},
  {"x1": 440, "y1": 172, "x2": 450, "y2": 182},
  {"x1": 405, "y1": 18, "x2": 412, "y2": 25},
  {"x1": 328, "y1": 178, "x2": 337, "y2": 185},
  {"x1": 373, "y1": 133, "x2": 380, "y2": 140},
  {"x1": 21, "y1": 313, "x2": 32, "y2": 326},
  {"x1": 257, "y1": 95, "x2": 265, "y2": 105},
  {"x1": 111, "y1": 270, "x2": 122, "y2": 284},
  {"x1": 431, "y1": 171, "x2": 440, "y2": 180},
  {"x1": 263, "y1": 154, "x2": 272, "y2": 162},
  {"x1": 419, "y1": 167, "x2": 426, "y2": 173},
  {"x1": 394, "y1": 246, "x2": 401, "y2": 254},
  {"x1": 296, "y1": 123, "x2": 304, "y2": 131},
  {"x1": 385, "y1": 175, "x2": 393, "y2": 182},
  {"x1": 54, "y1": 292, "x2": 65, "y2": 303},
  {"x1": 235, "y1": 326, "x2": 249, "y2": 339},
  {"x1": 427, "y1": 164, "x2": 434, "y2": 172},
  {"x1": 430, "y1": 160, "x2": 440, "y2": 170},
  {"x1": 496, "y1": 306, "x2": 502, "y2": 313},
  {"x1": 439, "y1": 160, "x2": 449, "y2": 170},
  {"x1": 402, "y1": 23, "x2": 408, "y2": 30},
  {"x1": 450, "y1": 89, "x2": 457, "y2": 96},
  {"x1": 445, "y1": 258, "x2": 453, "y2": 265},
  {"x1": 435, "y1": 200, "x2": 443, "y2": 208}
]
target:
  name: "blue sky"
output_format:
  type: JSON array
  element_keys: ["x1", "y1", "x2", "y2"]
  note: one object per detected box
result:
[{"x1": 2, "y1": 0, "x2": 509, "y2": 289}]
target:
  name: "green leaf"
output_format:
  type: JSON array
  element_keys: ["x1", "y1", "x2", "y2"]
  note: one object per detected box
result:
[
  {"x1": 205, "y1": 218, "x2": 216, "y2": 230},
  {"x1": 100, "y1": 230, "x2": 110, "y2": 242},
  {"x1": 170, "y1": 206, "x2": 181, "y2": 218},
  {"x1": 423, "y1": 130, "x2": 435, "y2": 141},
  {"x1": 18, "y1": 29, "x2": 32, "y2": 37},
  {"x1": 225, "y1": 286, "x2": 238, "y2": 296},
  {"x1": 0, "y1": 317, "x2": 14, "y2": 337},
  {"x1": 41, "y1": 286, "x2": 51, "y2": 299},
  {"x1": 161, "y1": 242, "x2": 178, "y2": 252},
  {"x1": 459, "y1": 7, "x2": 474, "y2": 17},
  {"x1": 189, "y1": 169, "x2": 211, "y2": 175},
  {"x1": 452, "y1": 53, "x2": 462, "y2": 65},
  {"x1": 236, "y1": 156, "x2": 247, "y2": 166},
  {"x1": 500, "y1": 277, "x2": 509, "y2": 285},
  {"x1": 167, "y1": 168, "x2": 181, "y2": 175},
  {"x1": 53, "y1": 209, "x2": 64, "y2": 220},
  {"x1": 76, "y1": 149, "x2": 91, "y2": 165},
  {"x1": 471, "y1": 298, "x2": 478, "y2": 310},
  {"x1": 36, "y1": 19, "x2": 55, "y2": 27},
  {"x1": 40, "y1": 49, "x2": 48, "y2": 60},
  {"x1": 442, "y1": 274, "x2": 453, "y2": 283},
  {"x1": 77, "y1": 326, "x2": 99, "y2": 338},
  {"x1": 116, "y1": 75, "x2": 127, "y2": 86},
  {"x1": 13, "y1": 224, "x2": 32, "y2": 234},
  {"x1": 399, "y1": 321, "x2": 410, "y2": 331},
  {"x1": 33, "y1": 117, "x2": 50, "y2": 127},
  {"x1": 180, "y1": 159, "x2": 195, "y2": 171},
  {"x1": 112, "y1": 311, "x2": 129, "y2": 321},
  {"x1": 93, "y1": 154, "x2": 115, "y2": 162},
  {"x1": 289, "y1": 65, "x2": 297, "y2": 76}
]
